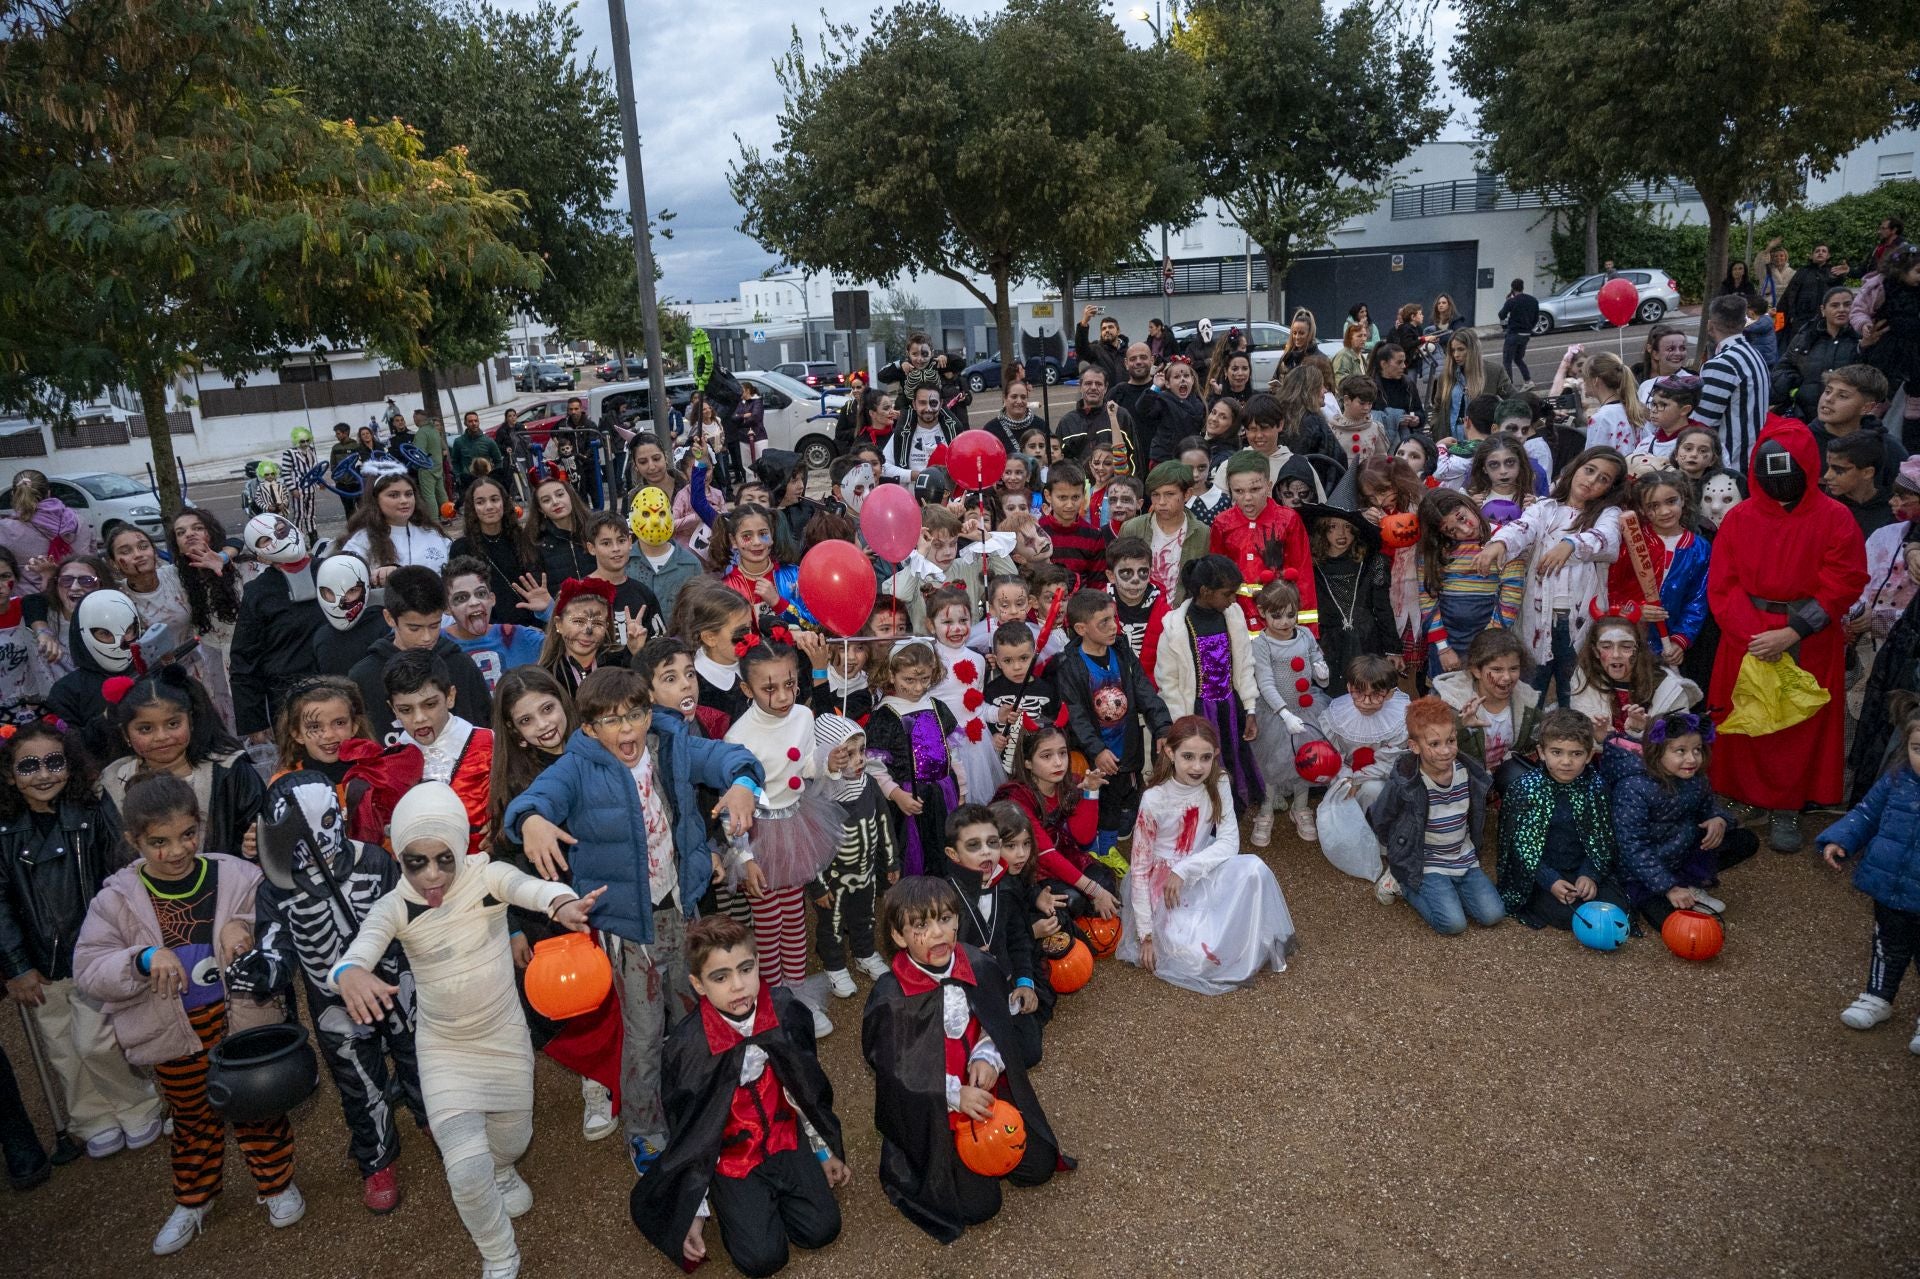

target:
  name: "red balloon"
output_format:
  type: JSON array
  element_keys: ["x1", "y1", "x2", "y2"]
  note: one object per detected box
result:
[
  {"x1": 946, "y1": 429, "x2": 1007, "y2": 492},
  {"x1": 798, "y1": 541, "x2": 876, "y2": 637},
  {"x1": 1293, "y1": 739, "x2": 1341, "y2": 785},
  {"x1": 859, "y1": 483, "x2": 922, "y2": 563},
  {"x1": 1597, "y1": 277, "x2": 1640, "y2": 327}
]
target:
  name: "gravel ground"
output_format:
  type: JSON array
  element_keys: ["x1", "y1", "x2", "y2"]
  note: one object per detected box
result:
[{"x1": 4, "y1": 815, "x2": 1917, "y2": 1279}]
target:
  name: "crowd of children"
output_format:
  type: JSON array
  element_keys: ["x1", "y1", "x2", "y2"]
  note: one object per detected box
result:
[{"x1": 3, "y1": 298, "x2": 1920, "y2": 1274}]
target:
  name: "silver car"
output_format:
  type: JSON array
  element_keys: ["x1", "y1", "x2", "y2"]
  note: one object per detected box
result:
[
  {"x1": 1533, "y1": 269, "x2": 1681, "y2": 334},
  {"x1": 46, "y1": 471, "x2": 165, "y2": 541}
]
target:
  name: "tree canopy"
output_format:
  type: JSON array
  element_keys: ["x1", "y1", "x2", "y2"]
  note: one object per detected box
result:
[
  {"x1": 1176, "y1": 0, "x2": 1446, "y2": 322},
  {"x1": 729, "y1": 0, "x2": 1201, "y2": 369}
]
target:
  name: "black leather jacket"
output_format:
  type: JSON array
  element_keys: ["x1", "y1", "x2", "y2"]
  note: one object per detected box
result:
[{"x1": 0, "y1": 797, "x2": 127, "y2": 982}]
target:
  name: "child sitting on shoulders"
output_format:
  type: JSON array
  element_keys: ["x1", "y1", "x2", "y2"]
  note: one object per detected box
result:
[
  {"x1": 1612, "y1": 710, "x2": 1757, "y2": 928},
  {"x1": 861, "y1": 877, "x2": 1066, "y2": 1244},
  {"x1": 1496, "y1": 709, "x2": 1630, "y2": 930},
  {"x1": 1364, "y1": 697, "x2": 1502, "y2": 936},
  {"x1": 1817, "y1": 699, "x2": 1920, "y2": 1052},
  {"x1": 629, "y1": 916, "x2": 849, "y2": 1277}
]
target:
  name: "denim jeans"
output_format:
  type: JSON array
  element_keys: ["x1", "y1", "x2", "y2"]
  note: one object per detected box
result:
[
  {"x1": 1407, "y1": 866, "x2": 1506, "y2": 935},
  {"x1": 1502, "y1": 333, "x2": 1532, "y2": 384},
  {"x1": 1530, "y1": 610, "x2": 1578, "y2": 708}
]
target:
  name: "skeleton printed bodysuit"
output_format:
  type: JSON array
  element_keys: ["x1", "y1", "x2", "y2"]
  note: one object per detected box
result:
[{"x1": 227, "y1": 772, "x2": 425, "y2": 1176}]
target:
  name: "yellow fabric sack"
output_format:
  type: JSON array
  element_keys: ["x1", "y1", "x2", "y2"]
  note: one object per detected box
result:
[{"x1": 1719, "y1": 652, "x2": 1830, "y2": 737}]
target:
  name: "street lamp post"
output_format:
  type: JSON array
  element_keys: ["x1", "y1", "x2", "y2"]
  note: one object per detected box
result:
[
  {"x1": 607, "y1": 0, "x2": 667, "y2": 432},
  {"x1": 1132, "y1": 1, "x2": 1173, "y2": 328}
]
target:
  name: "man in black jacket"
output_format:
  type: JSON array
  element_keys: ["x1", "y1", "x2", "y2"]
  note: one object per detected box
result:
[
  {"x1": 1109, "y1": 342, "x2": 1158, "y2": 464},
  {"x1": 1049, "y1": 589, "x2": 1170, "y2": 854},
  {"x1": 1496, "y1": 279, "x2": 1540, "y2": 385},
  {"x1": 1072, "y1": 303, "x2": 1126, "y2": 390},
  {"x1": 346, "y1": 566, "x2": 491, "y2": 747},
  {"x1": 1780, "y1": 244, "x2": 1852, "y2": 344}
]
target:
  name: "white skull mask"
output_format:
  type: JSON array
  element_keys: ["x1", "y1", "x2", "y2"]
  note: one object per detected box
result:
[
  {"x1": 840, "y1": 463, "x2": 875, "y2": 515},
  {"x1": 75, "y1": 589, "x2": 140, "y2": 673},
  {"x1": 315, "y1": 555, "x2": 372, "y2": 631},
  {"x1": 263, "y1": 774, "x2": 349, "y2": 887},
  {"x1": 1700, "y1": 472, "x2": 1743, "y2": 528},
  {"x1": 244, "y1": 513, "x2": 307, "y2": 565}
]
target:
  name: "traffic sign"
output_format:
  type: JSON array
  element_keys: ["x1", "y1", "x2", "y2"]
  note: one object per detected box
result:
[{"x1": 751, "y1": 328, "x2": 766, "y2": 343}]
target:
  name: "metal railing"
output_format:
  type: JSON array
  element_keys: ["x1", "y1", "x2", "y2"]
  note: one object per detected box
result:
[
  {"x1": 1081, "y1": 255, "x2": 1270, "y2": 300},
  {"x1": 1389, "y1": 176, "x2": 1706, "y2": 219}
]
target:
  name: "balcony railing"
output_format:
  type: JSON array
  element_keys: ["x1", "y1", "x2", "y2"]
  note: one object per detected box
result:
[{"x1": 1390, "y1": 176, "x2": 1706, "y2": 219}]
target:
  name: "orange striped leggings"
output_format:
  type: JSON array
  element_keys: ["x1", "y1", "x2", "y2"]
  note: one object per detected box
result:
[{"x1": 153, "y1": 1001, "x2": 295, "y2": 1207}]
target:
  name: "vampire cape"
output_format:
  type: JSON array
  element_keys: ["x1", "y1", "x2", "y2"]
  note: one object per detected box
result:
[
  {"x1": 1706, "y1": 417, "x2": 1867, "y2": 810},
  {"x1": 629, "y1": 986, "x2": 844, "y2": 1263},
  {"x1": 860, "y1": 943, "x2": 1064, "y2": 1243}
]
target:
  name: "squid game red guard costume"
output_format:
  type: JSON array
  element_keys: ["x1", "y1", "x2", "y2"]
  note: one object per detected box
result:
[
  {"x1": 1706, "y1": 417, "x2": 1867, "y2": 825},
  {"x1": 1207, "y1": 489, "x2": 1318, "y2": 635}
]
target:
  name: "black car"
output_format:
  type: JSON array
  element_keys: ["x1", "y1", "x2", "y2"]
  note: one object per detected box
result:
[
  {"x1": 596, "y1": 357, "x2": 647, "y2": 382},
  {"x1": 960, "y1": 353, "x2": 1063, "y2": 392},
  {"x1": 518, "y1": 361, "x2": 572, "y2": 392},
  {"x1": 773, "y1": 360, "x2": 844, "y2": 390}
]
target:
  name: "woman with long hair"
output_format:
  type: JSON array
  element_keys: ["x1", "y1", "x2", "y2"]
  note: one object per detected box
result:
[
  {"x1": 524, "y1": 471, "x2": 595, "y2": 584},
  {"x1": 27, "y1": 553, "x2": 115, "y2": 680},
  {"x1": 341, "y1": 471, "x2": 450, "y2": 583},
  {"x1": 1429, "y1": 329, "x2": 1513, "y2": 439},
  {"x1": 1208, "y1": 350, "x2": 1255, "y2": 409},
  {"x1": 107, "y1": 524, "x2": 236, "y2": 730},
  {"x1": 0, "y1": 469, "x2": 96, "y2": 594},
  {"x1": 1427, "y1": 293, "x2": 1469, "y2": 335},
  {"x1": 1278, "y1": 310, "x2": 1318, "y2": 372},
  {"x1": 1366, "y1": 341, "x2": 1426, "y2": 435},
  {"x1": 1345, "y1": 302, "x2": 1380, "y2": 349},
  {"x1": 448, "y1": 474, "x2": 540, "y2": 625},
  {"x1": 1631, "y1": 323, "x2": 1691, "y2": 397},
  {"x1": 627, "y1": 431, "x2": 720, "y2": 557},
  {"x1": 167, "y1": 508, "x2": 254, "y2": 672},
  {"x1": 834, "y1": 386, "x2": 900, "y2": 463}
]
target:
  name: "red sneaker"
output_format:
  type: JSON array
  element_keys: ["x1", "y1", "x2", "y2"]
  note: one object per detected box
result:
[{"x1": 363, "y1": 1165, "x2": 400, "y2": 1214}]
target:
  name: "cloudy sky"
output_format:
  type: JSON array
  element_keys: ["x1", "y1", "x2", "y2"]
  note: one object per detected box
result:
[{"x1": 519, "y1": 0, "x2": 1466, "y2": 306}]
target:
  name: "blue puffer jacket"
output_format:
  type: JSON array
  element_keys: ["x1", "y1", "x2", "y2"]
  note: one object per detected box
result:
[
  {"x1": 1610, "y1": 770, "x2": 1731, "y2": 898},
  {"x1": 1815, "y1": 766, "x2": 1920, "y2": 913},
  {"x1": 502, "y1": 710, "x2": 762, "y2": 944}
]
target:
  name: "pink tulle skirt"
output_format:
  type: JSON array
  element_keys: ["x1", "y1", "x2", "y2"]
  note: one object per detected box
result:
[{"x1": 744, "y1": 787, "x2": 845, "y2": 890}]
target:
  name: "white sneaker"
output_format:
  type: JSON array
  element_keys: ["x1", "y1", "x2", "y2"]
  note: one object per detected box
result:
[
  {"x1": 260, "y1": 1183, "x2": 306, "y2": 1229},
  {"x1": 495, "y1": 1166, "x2": 533, "y2": 1218},
  {"x1": 85, "y1": 1128, "x2": 125, "y2": 1159},
  {"x1": 825, "y1": 967, "x2": 856, "y2": 998},
  {"x1": 1910, "y1": 1019, "x2": 1920, "y2": 1056},
  {"x1": 580, "y1": 1080, "x2": 617, "y2": 1142},
  {"x1": 1292, "y1": 806, "x2": 1318, "y2": 843},
  {"x1": 480, "y1": 1250, "x2": 522, "y2": 1279},
  {"x1": 1841, "y1": 993, "x2": 1892, "y2": 1030},
  {"x1": 1249, "y1": 808, "x2": 1274, "y2": 846},
  {"x1": 122, "y1": 1115, "x2": 164, "y2": 1151},
  {"x1": 811, "y1": 1004, "x2": 834, "y2": 1039},
  {"x1": 855, "y1": 953, "x2": 889, "y2": 980},
  {"x1": 153, "y1": 1203, "x2": 209, "y2": 1255},
  {"x1": 1691, "y1": 888, "x2": 1726, "y2": 914},
  {"x1": 1373, "y1": 870, "x2": 1401, "y2": 905}
]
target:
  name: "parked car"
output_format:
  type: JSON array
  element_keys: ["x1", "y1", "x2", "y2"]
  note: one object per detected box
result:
[
  {"x1": 45, "y1": 472, "x2": 164, "y2": 542},
  {"x1": 960, "y1": 354, "x2": 1063, "y2": 393},
  {"x1": 1169, "y1": 318, "x2": 1343, "y2": 384},
  {"x1": 773, "y1": 361, "x2": 845, "y2": 390},
  {"x1": 517, "y1": 360, "x2": 572, "y2": 392},
  {"x1": 1533, "y1": 269, "x2": 1680, "y2": 334},
  {"x1": 558, "y1": 350, "x2": 588, "y2": 369},
  {"x1": 596, "y1": 357, "x2": 647, "y2": 382},
  {"x1": 624, "y1": 369, "x2": 848, "y2": 472},
  {"x1": 507, "y1": 356, "x2": 530, "y2": 379}
]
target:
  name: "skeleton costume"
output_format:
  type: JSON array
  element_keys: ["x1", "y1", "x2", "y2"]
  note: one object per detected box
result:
[
  {"x1": 808, "y1": 716, "x2": 898, "y2": 975},
  {"x1": 227, "y1": 773, "x2": 425, "y2": 1178},
  {"x1": 328, "y1": 784, "x2": 577, "y2": 1277}
]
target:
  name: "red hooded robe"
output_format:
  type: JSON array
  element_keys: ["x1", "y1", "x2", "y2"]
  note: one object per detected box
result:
[{"x1": 1706, "y1": 417, "x2": 1867, "y2": 809}]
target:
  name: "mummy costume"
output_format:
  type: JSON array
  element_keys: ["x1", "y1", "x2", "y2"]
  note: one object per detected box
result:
[{"x1": 226, "y1": 773, "x2": 424, "y2": 1178}]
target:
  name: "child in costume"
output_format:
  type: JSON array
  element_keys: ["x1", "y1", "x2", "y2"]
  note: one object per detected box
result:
[
  {"x1": 676, "y1": 579, "x2": 755, "y2": 739},
  {"x1": 993, "y1": 724, "x2": 1120, "y2": 928},
  {"x1": 724, "y1": 639, "x2": 843, "y2": 1037},
  {"x1": 983, "y1": 623, "x2": 1063, "y2": 774},
  {"x1": 1365, "y1": 697, "x2": 1503, "y2": 936},
  {"x1": 865, "y1": 639, "x2": 962, "y2": 877},
  {"x1": 629, "y1": 916, "x2": 849, "y2": 1276},
  {"x1": 927, "y1": 587, "x2": 1004, "y2": 806},
  {"x1": 1322, "y1": 653, "x2": 1412, "y2": 811},
  {"x1": 1104, "y1": 536, "x2": 1167, "y2": 661},
  {"x1": 1307, "y1": 506, "x2": 1398, "y2": 696},
  {"x1": 1612, "y1": 710, "x2": 1757, "y2": 928},
  {"x1": 810, "y1": 715, "x2": 897, "y2": 1001},
  {"x1": 101, "y1": 667, "x2": 265, "y2": 858},
  {"x1": 1208, "y1": 449, "x2": 1317, "y2": 634},
  {"x1": 1416, "y1": 488, "x2": 1525, "y2": 677},
  {"x1": 861, "y1": 877, "x2": 1066, "y2": 1244},
  {"x1": 1496, "y1": 709, "x2": 1630, "y2": 930},
  {"x1": 940, "y1": 805, "x2": 1044, "y2": 1068},
  {"x1": 1151, "y1": 555, "x2": 1265, "y2": 818},
  {"x1": 352, "y1": 650, "x2": 494, "y2": 853},
  {"x1": 333, "y1": 783, "x2": 601, "y2": 1279},
  {"x1": 1248, "y1": 578, "x2": 1328, "y2": 845},
  {"x1": 1051, "y1": 589, "x2": 1172, "y2": 855},
  {"x1": 73, "y1": 773, "x2": 302, "y2": 1255},
  {"x1": 226, "y1": 770, "x2": 426, "y2": 1213},
  {"x1": 1119, "y1": 717, "x2": 1294, "y2": 993}
]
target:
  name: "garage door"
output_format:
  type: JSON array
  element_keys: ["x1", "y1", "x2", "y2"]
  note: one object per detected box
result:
[{"x1": 1280, "y1": 242, "x2": 1479, "y2": 331}]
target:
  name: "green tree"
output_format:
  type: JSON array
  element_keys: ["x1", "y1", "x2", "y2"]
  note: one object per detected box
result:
[
  {"x1": 0, "y1": 0, "x2": 540, "y2": 516},
  {"x1": 729, "y1": 0, "x2": 1200, "y2": 370},
  {"x1": 574, "y1": 220, "x2": 686, "y2": 372},
  {"x1": 1176, "y1": 0, "x2": 1446, "y2": 322}
]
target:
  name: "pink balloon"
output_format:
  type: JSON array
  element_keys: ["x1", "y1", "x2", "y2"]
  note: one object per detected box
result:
[
  {"x1": 947, "y1": 429, "x2": 1008, "y2": 491},
  {"x1": 859, "y1": 483, "x2": 922, "y2": 562},
  {"x1": 1597, "y1": 277, "x2": 1640, "y2": 327},
  {"x1": 798, "y1": 541, "x2": 877, "y2": 638}
]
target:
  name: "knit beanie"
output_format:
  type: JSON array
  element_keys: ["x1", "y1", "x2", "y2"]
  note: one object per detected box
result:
[{"x1": 814, "y1": 712, "x2": 864, "y2": 771}]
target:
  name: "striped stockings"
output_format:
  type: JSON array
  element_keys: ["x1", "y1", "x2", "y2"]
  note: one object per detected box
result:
[
  {"x1": 746, "y1": 886, "x2": 810, "y2": 988},
  {"x1": 153, "y1": 1001, "x2": 294, "y2": 1207}
]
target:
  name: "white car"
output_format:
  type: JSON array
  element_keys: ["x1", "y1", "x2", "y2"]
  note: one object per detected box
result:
[
  {"x1": 46, "y1": 472, "x2": 165, "y2": 542},
  {"x1": 627, "y1": 369, "x2": 850, "y2": 471},
  {"x1": 1169, "y1": 318, "x2": 1345, "y2": 385}
]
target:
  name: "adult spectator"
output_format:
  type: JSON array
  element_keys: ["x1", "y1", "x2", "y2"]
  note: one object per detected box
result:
[
  {"x1": 1110, "y1": 342, "x2": 1158, "y2": 462},
  {"x1": 0, "y1": 470, "x2": 95, "y2": 595},
  {"x1": 449, "y1": 409, "x2": 505, "y2": 496},
  {"x1": 1056, "y1": 365, "x2": 1134, "y2": 465},
  {"x1": 1073, "y1": 303, "x2": 1126, "y2": 389},
  {"x1": 1388, "y1": 303, "x2": 1429, "y2": 380},
  {"x1": 328, "y1": 422, "x2": 360, "y2": 517},
  {"x1": 1631, "y1": 325, "x2": 1692, "y2": 404},
  {"x1": 1782, "y1": 286, "x2": 1861, "y2": 419},
  {"x1": 1714, "y1": 260, "x2": 1762, "y2": 306},
  {"x1": 1425, "y1": 293, "x2": 1470, "y2": 336},
  {"x1": 1752, "y1": 238, "x2": 1795, "y2": 314},
  {"x1": 1366, "y1": 342, "x2": 1426, "y2": 437},
  {"x1": 410, "y1": 410, "x2": 450, "y2": 518},
  {"x1": 1428, "y1": 330, "x2": 1512, "y2": 439},
  {"x1": 1206, "y1": 350, "x2": 1256, "y2": 410},
  {"x1": 1695, "y1": 293, "x2": 1773, "y2": 466},
  {"x1": 1330, "y1": 323, "x2": 1369, "y2": 382},
  {"x1": 1780, "y1": 244, "x2": 1852, "y2": 341},
  {"x1": 1862, "y1": 216, "x2": 1906, "y2": 275},
  {"x1": 1344, "y1": 303, "x2": 1380, "y2": 349},
  {"x1": 1278, "y1": 312, "x2": 1317, "y2": 373},
  {"x1": 1144, "y1": 317, "x2": 1173, "y2": 363},
  {"x1": 893, "y1": 383, "x2": 959, "y2": 477},
  {"x1": 1496, "y1": 278, "x2": 1540, "y2": 386},
  {"x1": 1858, "y1": 243, "x2": 1920, "y2": 449},
  {"x1": 490, "y1": 405, "x2": 523, "y2": 453},
  {"x1": 982, "y1": 377, "x2": 1047, "y2": 454}
]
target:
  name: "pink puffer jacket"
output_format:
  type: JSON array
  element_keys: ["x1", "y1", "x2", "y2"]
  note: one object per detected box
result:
[{"x1": 73, "y1": 853, "x2": 279, "y2": 1066}]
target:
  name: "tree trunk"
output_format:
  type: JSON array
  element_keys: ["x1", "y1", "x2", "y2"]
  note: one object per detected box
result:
[
  {"x1": 992, "y1": 269, "x2": 1015, "y2": 390},
  {"x1": 418, "y1": 364, "x2": 443, "y2": 421},
  {"x1": 1262, "y1": 238, "x2": 1290, "y2": 324},
  {"x1": 1695, "y1": 201, "x2": 1734, "y2": 370},
  {"x1": 139, "y1": 374, "x2": 183, "y2": 521},
  {"x1": 1583, "y1": 202, "x2": 1601, "y2": 276},
  {"x1": 1056, "y1": 271, "x2": 1076, "y2": 367}
]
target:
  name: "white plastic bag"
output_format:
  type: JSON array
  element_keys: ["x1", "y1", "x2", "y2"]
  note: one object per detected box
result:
[{"x1": 1316, "y1": 785, "x2": 1383, "y2": 881}]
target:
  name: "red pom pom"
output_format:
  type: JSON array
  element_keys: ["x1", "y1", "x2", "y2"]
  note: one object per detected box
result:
[
  {"x1": 1299, "y1": 694, "x2": 1313, "y2": 707},
  {"x1": 856, "y1": 713, "x2": 871, "y2": 727},
  {"x1": 1290, "y1": 657, "x2": 1305, "y2": 672},
  {"x1": 1281, "y1": 568, "x2": 1298, "y2": 583},
  {"x1": 0, "y1": 724, "x2": 14, "y2": 740},
  {"x1": 952, "y1": 659, "x2": 978, "y2": 685},
  {"x1": 1351, "y1": 433, "x2": 1361, "y2": 441},
  {"x1": 102, "y1": 676, "x2": 135, "y2": 705},
  {"x1": 1295, "y1": 677, "x2": 1310, "y2": 692},
  {"x1": 787, "y1": 746, "x2": 802, "y2": 761},
  {"x1": 963, "y1": 688, "x2": 985, "y2": 712},
  {"x1": 788, "y1": 775, "x2": 802, "y2": 790},
  {"x1": 965, "y1": 718, "x2": 985, "y2": 743},
  {"x1": 1424, "y1": 476, "x2": 1440, "y2": 489},
  {"x1": 1350, "y1": 747, "x2": 1376, "y2": 769}
]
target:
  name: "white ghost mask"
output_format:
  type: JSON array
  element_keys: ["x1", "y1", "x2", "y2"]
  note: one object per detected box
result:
[
  {"x1": 840, "y1": 463, "x2": 875, "y2": 515},
  {"x1": 315, "y1": 555, "x2": 373, "y2": 631},
  {"x1": 1700, "y1": 472, "x2": 1743, "y2": 528},
  {"x1": 75, "y1": 589, "x2": 141, "y2": 673},
  {"x1": 244, "y1": 513, "x2": 308, "y2": 565}
]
